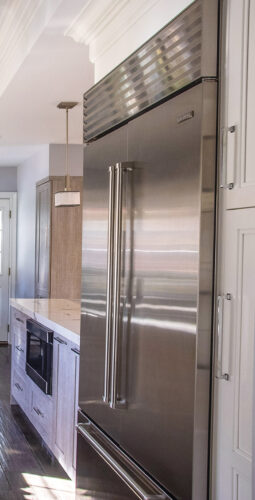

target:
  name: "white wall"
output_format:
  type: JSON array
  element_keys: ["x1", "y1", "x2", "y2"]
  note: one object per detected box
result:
[
  {"x1": 0, "y1": 167, "x2": 17, "y2": 191},
  {"x1": 49, "y1": 144, "x2": 83, "y2": 176},
  {"x1": 16, "y1": 146, "x2": 49, "y2": 298}
]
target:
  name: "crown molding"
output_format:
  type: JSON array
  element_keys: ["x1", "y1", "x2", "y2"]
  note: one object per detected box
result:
[
  {"x1": 65, "y1": 0, "x2": 159, "y2": 64},
  {"x1": 0, "y1": 0, "x2": 61, "y2": 97}
]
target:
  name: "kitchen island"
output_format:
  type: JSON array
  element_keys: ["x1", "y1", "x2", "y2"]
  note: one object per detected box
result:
[{"x1": 10, "y1": 298, "x2": 81, "y2": 480}]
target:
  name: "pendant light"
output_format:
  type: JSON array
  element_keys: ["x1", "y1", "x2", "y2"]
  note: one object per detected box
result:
[{"x1": 55, "y1": 101, "x2": 80, "y2": 207}]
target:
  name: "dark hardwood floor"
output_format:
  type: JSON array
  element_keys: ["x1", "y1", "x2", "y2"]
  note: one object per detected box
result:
[{"x1": 0, "y1": 345, "x2": 74, "y2": 499}]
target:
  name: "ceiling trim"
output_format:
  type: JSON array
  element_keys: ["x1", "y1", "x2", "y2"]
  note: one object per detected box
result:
[
  {"x1": 65, "y1": 0, "x2": 160, "y2": 64},
  {"x1": 0, "y1": 0, "x2": 61, "y2": 97}
]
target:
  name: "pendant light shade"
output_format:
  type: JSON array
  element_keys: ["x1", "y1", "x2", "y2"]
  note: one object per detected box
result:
[
  {"x1": 55, "y1": 189, "x2": 80, "y2": 207},
  {"x1": 55, "y1": 101, "x2": 80, "y2": 207}
]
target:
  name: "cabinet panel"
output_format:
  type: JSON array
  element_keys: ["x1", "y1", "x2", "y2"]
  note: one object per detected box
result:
[
  {"x1": 35, "y1": 182, "x2": 51, "y2": 297},
  {"x1": 68, "y1": 345, "x2": 80, "y2": 479},
  {"x1": 224, "y1": 0, "x2": 255, "y2": 208},
  {"x1": 52, "y1": 335, "x2": 70, "y2": 468},
  {"x1": 50, "y1": 177, "x2": 83, "y2": 299},
  {"x1": 214, "y1": 208, "x2": 254, "y2": 499}
]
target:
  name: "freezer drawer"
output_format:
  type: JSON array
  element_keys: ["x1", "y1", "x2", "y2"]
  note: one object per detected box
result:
[{"x1": 76, "y1": 411, "x2": 170, "y2": 500}]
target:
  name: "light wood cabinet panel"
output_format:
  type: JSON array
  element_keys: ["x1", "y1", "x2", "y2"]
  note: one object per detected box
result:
[
  {"x1": 50, "y1": 177, "x2": 82, "y2": 299},
  {"x1": 35, "y1": 176, "x2": 83, "y2": 299}
]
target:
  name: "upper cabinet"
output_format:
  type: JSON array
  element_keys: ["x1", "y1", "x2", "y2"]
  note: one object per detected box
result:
[
  {"x1": 223, "y1": 0, "x2": 255, "y2": 209},
  {"x1": 35, "y1": 176, "x2": 83, "y2": 299}
]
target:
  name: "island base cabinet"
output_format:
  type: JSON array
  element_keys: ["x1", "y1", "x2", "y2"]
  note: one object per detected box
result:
[{"x1": 10, "y1": 306, "x2": 80, "y2": 481}]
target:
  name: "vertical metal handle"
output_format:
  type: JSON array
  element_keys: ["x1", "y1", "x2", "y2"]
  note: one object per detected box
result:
[
  {"x1": 103, "y1": 165, "x2": 115, "y2": 404},
  {"x1": 220, "y1": 125, "x2": 236, "y2": 190},
  {"x1": 110, "y1": 163, "x2": 123, "y2": 409},
  {"x1": 215, "y1": 293, "x2": 232, "y2": 381},
  {"x1": 110, "y1": 162, "x2": 133, "y2": 409}
]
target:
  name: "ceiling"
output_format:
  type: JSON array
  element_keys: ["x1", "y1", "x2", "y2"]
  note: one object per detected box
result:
[{"x1": 0, "y1": 0, "x2": 94, "y2": 166}]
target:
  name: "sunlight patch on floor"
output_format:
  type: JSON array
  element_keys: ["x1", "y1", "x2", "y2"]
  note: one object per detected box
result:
[{"x1": 21, "y1": 472, "x2": 75, "y2": 499}]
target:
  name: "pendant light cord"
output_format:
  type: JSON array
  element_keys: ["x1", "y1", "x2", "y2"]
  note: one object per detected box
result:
[{"x1": 65, "y1": 107, "x2": 71, "y2": 191}]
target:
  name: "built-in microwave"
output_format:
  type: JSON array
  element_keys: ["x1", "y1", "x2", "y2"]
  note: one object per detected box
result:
[{"x1": 26, "y1": 319, "x2": 53, "y2": 395}]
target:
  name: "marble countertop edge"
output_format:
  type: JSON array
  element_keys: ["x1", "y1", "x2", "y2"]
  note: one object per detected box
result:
[{"x1": 10, "y1": 298, "x2": 80, "y2": 346}]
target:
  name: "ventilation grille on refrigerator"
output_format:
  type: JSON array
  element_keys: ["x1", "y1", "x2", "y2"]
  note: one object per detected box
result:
[{"x1": 84, "y1": 0, "x2": 203, "y2": 142}]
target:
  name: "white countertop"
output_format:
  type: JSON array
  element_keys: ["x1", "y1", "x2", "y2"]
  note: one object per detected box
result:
[{"x1": 10, "y1": 298, "x2": 81, "y2": 345}]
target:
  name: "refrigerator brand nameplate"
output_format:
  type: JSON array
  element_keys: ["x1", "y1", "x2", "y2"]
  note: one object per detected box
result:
[{"x1": 83, "y1": 0, "x2": 204, "y2": 142}]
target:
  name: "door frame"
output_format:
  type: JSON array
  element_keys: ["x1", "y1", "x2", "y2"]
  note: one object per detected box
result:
[{"x1": 0, "y1": 192, "x2": 17, "y2": 343}]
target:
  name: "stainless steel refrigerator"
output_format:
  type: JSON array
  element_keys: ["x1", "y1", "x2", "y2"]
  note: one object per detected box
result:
[{"x1": 76, "y1": 1, "x2": 218, "y2": 499}]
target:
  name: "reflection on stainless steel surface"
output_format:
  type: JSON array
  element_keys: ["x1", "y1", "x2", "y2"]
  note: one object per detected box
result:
[
  {"x1": 78, "y1": 80, "x2": 217, "y2": 500},
  {"x1": 84, "y1": 0, "x2": 204, "y2": 141}
]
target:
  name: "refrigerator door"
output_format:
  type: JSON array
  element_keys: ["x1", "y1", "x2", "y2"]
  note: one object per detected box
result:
[
  {"x1": 76, "y1": 411, "x2": 171, "y2": 500},
  {"x1": 113, "y1": 82, "x2": 216, "y2": 500},
  {"x1": 79, "y1": 125, "x2": 128, "y2": 442}
]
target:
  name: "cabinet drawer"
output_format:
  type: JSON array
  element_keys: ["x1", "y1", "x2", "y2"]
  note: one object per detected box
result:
[
  {"x1": 13, "y1": 331, "x2": 26, "y2": 371},
  {"x1": 30, "y1": 386, "x2": 52, "y2": 444},
  {"x1": 12, "y1": 369, "x2": 28, "y2": 412}
]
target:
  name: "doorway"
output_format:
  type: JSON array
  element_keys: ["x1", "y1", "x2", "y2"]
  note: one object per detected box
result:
[{"x1": 0, "y1": 193, "x2": 16, "y2": 343}]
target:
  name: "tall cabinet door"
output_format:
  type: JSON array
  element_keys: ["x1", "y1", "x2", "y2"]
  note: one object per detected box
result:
[
  {"x1": 115, "y1": 82, "x2": 216, "y2": 500},
  {"x1": 214, "y1": 208, "x2": 254, "y2": 500},
  {"x1": 223, "y1": 0, "x2": 255, "y2": 209},
  {"x1": 79, "y1": 125, "x2": 128, "y2": 443},
  {"x1": 35, "y1": 181, "x2": 51, "y2": 298}
]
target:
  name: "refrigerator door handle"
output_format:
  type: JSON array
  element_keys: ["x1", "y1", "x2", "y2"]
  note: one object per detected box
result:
[
  {"x1": 77, "y1": 422, "x2": 169, "y2": 500},
  {"x1": 111, "y1": 162, "x2": 133, "y2": 409},
  {"x1": 103, "y1": 165, "x2": 116, "y2": 404}
]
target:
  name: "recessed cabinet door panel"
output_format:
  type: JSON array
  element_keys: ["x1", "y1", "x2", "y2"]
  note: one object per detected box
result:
[{"x1": 79, "y1": 126, "x2": 127, "y2": 443}]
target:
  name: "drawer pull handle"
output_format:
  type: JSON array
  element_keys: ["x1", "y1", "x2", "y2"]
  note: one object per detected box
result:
[
  {"x1": 16, "y1": 317, "x2": 24, "y2": 324},
  {"x1": 33, "y1": 406, "x2": 44, "y2": 418},
  {"x1": 15, "y1": 345, "x2": 24, "y2": 353},
  {"x1": 71, "y1": 347, "x2": 80, "y2": 355},
  {"x1": 54, "y1": 336, "x2": 67, "y2": 345},
  {"x1": 15, "y1": 382, "x2": 23, "y2": 392}
]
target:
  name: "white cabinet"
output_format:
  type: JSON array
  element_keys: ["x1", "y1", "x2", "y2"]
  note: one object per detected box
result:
[
  {"x1": 214, "y1": 208, "x2": 254, "y2": 500},
  {"x1": 10, "y1": 306, "x2": 80, "y2": 480},
  {"x1": 67, "y1": 343, "x2": 80, "y2": 479},
  {"x1": 223, "y1": 0, "x2": 255, "y2": 209},
  {"x1": 53, "y1": 335, "x2": 80, "y2": 480}
]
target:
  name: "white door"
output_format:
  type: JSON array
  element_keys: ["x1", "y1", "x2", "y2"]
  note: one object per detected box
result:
[
  {"x1": 0, "y1": 199, "x2": 10, "y2": 342},
  {"x1": 214, "y1": 207, "x2": 254, "y2": 500}
]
